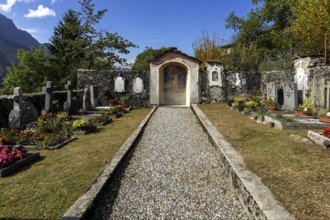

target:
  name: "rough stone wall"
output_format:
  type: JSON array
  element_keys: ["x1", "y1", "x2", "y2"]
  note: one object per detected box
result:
[
  {"x1": 200, "y1": 71, "x2": 261, "y2": 103},
  {"x1": 260, "y1": 69, "x2": 294, "y2": 96},
  {"x1": 77, "y1": 69, "x2": 149, "y2": 107}
]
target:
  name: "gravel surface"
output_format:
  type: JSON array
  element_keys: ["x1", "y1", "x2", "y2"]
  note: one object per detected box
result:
[{"x1": 90, "y1": 107, "x2": 248, "y2": 219}]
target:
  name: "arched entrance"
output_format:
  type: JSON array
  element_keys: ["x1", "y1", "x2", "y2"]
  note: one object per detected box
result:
[
  {"x1": 160, "y1": 63, "x2": 188, "y2": 105},
  {"x1": 149, "y1": 48, "x2": 200, "y2": 106}
]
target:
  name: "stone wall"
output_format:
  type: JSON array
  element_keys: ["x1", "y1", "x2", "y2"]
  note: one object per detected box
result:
[
  {"x1": 200, "y1": 71, "x2": 261, "y2": 103},
  {"x1": 260, "y1": 69, "x2": 294, "y2": 96},
  {"x1": 77, "y1": 69, "x2": 149, "y2": 107}
]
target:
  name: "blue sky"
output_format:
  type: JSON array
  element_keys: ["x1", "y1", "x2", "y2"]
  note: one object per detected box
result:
[{"x1": 0, "y1": 0, "x2": 261, "y2": 63}]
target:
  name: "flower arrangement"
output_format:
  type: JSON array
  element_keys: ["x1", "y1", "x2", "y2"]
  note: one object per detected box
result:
[
  {"x1": 120, "y1": 103, "x2": 129, "y2": 108},
  {"x1": 107, "y1": 98, "x2": 119, "y2": 106},
  {"x1": 90, "y1": 115, "x2": 108, "y2": 123},
  {"x1": 264, "y1": 98, "x2": 277, "y2": 108},
  {"x1": 72, "y1": 119, "x2": 90, "y2": 129},
  {"x1": 245, "y1": 100, "x2": 257, "y2": 111},
  {"x1": 0, "y1": 146, "x2": 28, "y2": 167},
  {"x1": 322, "y1": 127, "x2": 330, "y2": 138}
]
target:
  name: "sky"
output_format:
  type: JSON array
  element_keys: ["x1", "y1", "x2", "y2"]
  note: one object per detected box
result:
[{"x1": 0, "y1": 0, "x2": 261, "y2": 63}]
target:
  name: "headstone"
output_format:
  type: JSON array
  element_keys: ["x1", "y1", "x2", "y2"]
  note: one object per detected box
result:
[
  {"x1": 42, "y1": 81, "x2": 53, "y2": 112},
  {"x1": 267, "y1": 82, "x2": 277, "y2": 101},
  {"x1": 83, "y1": 87, "x2": 91, "y2": 111},
  {"x1": 90, "y1": 85, "x2": 98, "y2": 108},
  {"x1": 115, "y1": 76, "x2": 125, "y2": 93},
  {"x1": 283, "y1": 81, "x2": 298, "y2": 110},
  {"x1": 9, "y1": 88, "x2": 38, "y2": 129},
  {"x1": 133, "y1": 77, "x2": 144, "y2": 93}
]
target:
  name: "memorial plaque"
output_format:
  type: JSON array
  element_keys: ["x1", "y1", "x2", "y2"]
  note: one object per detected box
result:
[{"x1": 133, "y1": 77, "x2": 144, "y2": 93}]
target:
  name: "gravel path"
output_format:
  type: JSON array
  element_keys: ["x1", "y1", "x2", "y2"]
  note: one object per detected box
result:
[{"x1": 90, "y1": 107, "x2": 248, "y2": 219}]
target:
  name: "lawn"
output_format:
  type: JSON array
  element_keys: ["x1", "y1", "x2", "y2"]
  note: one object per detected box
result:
[
  {"x1": 0, "y1": 108, "x2": 151, "y2": 219},
  {"x1": 199, "y1": 103, "x2": 330, "y2": 220}
]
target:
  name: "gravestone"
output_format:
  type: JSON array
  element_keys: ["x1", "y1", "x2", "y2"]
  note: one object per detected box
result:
[
  {"x1": 64, "y1": 81, "x2": 73, "y2": 113},
  {"x1": 283, "y1": 81, "x2": 298, "y2": 110},
  {"x1": 267, "y1": 82, "x2": 277, "y2": 101},
  {"x1": 115, "y1": 76, "x2": 125, "y2": 93},
  {"x1": 9, "y1": 87, "x2": 38, "y2": 129},
  {"x1": 42, "y1": 81, "x2": 53, "y2": 112},
  {"x1": 90, "y1": 85, "x2": 98, "y2": 108},
  {"x1": 133, "y1": 77, "x2": 144, "y2": 93},
  {"x1": 83, "y1": 87, "x2": 91, "y2": 111}
]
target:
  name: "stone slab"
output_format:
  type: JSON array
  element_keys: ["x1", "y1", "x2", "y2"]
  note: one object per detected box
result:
[
  {"x1": 61, "y1": 106, "x2": 158, "y2": 220},
  {"x1": 191, "y1": 104, "x2": 295, "y2": 220},
  {"x1": 307, "y1": 131, "x2": 330, "y2": 149}
]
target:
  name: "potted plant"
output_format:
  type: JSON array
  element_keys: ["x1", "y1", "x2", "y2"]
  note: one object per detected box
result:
[
  {"x1": 295, "y1": 98, "x2": 315, "y2": 116},
  {"x1": 264, "y1": 98, "x2": 277, "y2": 112},
  {"x1": 318, "y1": 109, "x2": 330, "y2": 123}
]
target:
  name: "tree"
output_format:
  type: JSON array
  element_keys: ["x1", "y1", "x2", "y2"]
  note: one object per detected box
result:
[
  {"x1": 48, "y1": 9, "x2": 84, "y2": 87},
  {"x1": 132, "y1": 47, "x2": 170, "y2": 72},
  {"x1": 291, "y1": 0, "x2": 330, "y2": 54},
  {"x1": 48, "y1": 0, "x2": 137, "y2": 87},
  {"x1": 192, "y1": 30, "x2": 230, "y2": 70},
  {"x1": 3, "y1": 47, "x2": 51, "y2": 94},
  {"x1": 225, "y1": 0, "x2": 296, "y2": 71}
]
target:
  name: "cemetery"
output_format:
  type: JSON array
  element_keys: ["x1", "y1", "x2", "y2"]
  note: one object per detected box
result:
[{"x1": 0, "y1": 49, "x2": 329, "y2": 219}]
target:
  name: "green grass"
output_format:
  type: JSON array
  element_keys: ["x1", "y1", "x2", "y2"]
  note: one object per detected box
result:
[
  {"x1": 199, "y1": 103, "x2": 330, "y2": 220},
  {"x1": 0, "y1": 108, "x2": 151, "y2": 219}
]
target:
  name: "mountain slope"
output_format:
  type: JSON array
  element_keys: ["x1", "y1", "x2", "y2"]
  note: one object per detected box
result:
[{"x1": 0, "y1": 13, "x2": 40, "y2": 85}]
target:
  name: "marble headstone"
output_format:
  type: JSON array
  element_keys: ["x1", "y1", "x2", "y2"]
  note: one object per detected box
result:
[
  {"x1": 267, "y1": 82, "x2": 277, "y2": 101},
  {"x1": 115, "y1": 76, "x2": 125, "y2": 93},
  {"x1": 283, "y1": 81, "x2": 298, "y2": 110},
  {"x1": 133, "y1": 77, "x2": 144, "y2": 93}
]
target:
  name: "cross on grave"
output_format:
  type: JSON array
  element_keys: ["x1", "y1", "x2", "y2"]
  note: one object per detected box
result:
[
  {"x1": 63, "y1": 81, "x2": 73, "y2": 114},
  {"x1": 13, "y1": 87, "x2": 23, "y2": 110},
  {"x1": 90, "y1": 85, "x2": 98, "y2": 108},
  {"x1": 65, "y1": 81, "x2": 73, "y2": 104},
  {"x1": 42, "y1": 81, "x2": 53, "y2": 112}
]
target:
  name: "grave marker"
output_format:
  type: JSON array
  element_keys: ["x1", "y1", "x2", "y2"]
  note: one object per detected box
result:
[
  {"x1": 90, "y1": 85, "x2": 98, "y2": 108},
  {"x1": 83, "y1": 87, "x2": 91, "y2": 111},
  {"x1": 9, "y1": 87, "x2": 38, "y2": 129},
  {"x1": 115, "y1": 76, "x2": 125, "y2": 93},
  {"x1": 64, "y1": 81, "x2": 73, "y2": 114},
  {"x1": 283, "y1": 81, "x2": 298, "y2": 110},
  {"x1": 267, "y1": 82, "x2": 277, "y2": 101},
  {"x1": 133, "y1": 77, "x2": 144, "y2": 93},
  {"x1": 42, "y1": 81, "x2": 53, "y2": 112}
]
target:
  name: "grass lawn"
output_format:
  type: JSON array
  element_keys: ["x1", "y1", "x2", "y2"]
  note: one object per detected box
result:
[
  {"x1": 0, "y1": 108, "x2": 151, "y2": 219},
  {"x1": 199, "y1": 103, "x2": 330, "y2": 220}
]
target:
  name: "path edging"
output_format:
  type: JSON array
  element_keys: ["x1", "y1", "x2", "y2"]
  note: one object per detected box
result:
[
  {"x1": 191, "y1": 104, "x2": 295, "y2": 220},
  {"x1": 61, "y1": 106, "x2": 158, "y2": 220}
]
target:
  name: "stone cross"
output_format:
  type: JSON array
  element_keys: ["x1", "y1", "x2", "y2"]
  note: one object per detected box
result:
[
  {"x1": 90, "y1": 85, "x2": 98, "y2": 108},
  {"x1": 65, "y1": 81, "x2": 73, "y2": 104},
  {"x1": 13, "y1": 87, "x2": 23, "y2": 110},
  {"x1": 42, "y1": 81, "x2": 53, "y2": 112}
]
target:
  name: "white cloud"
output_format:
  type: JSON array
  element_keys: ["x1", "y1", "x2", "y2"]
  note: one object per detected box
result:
[
  {"x1": 24, "y1": 4, "x2": 56, "y2": 18},
  {"x1": 0, "y1": 0, "x2": 16, "y2": 12},
  {"x1": 0, "y1": 0, "x2": 38, "y2": 13},
  {"x1": 20, "y1": 27, "x2": 41, "y2": 34}
]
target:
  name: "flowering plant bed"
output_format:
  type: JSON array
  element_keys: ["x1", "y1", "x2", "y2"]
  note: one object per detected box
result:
[
  {"x1": 319, "y1": 116, "x2": 330, "y2": 123},
  {"x1": 295, "y1": 111, "x2": 313, "y2": 117},
  {"x1": 0, "y1": 146, "x2": 40, "y2": 177}
]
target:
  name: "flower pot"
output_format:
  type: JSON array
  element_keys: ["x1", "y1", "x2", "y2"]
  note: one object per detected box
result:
[
  {"x1": 295, "y1": 111, "x2": 312, "y2": 117},
  {"x1": 319, "y1": 116, "x2": 330, "y2": 123},
  {"x1": 267, "y1": 107, "x2": 277, "y2": 112}
]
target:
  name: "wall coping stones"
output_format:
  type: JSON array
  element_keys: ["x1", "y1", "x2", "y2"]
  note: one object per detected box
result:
[
  {"x1": 61, "y1": 106, "x2": 158, "y2": 220},
  {"x1": 191, "y1": 104, "x2": 295, "y2": 220}
]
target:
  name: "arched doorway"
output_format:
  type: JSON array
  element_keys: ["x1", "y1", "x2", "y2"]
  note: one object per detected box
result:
[{"x1": 160, "y1": 63, "x2": 188, "y2": 105}]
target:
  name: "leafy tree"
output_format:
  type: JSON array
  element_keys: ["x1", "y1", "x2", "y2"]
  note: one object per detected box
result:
[
  {"x1": 192, "y1": 30, "x2": 230, "y2": 70},
  {"x1": 3, "y1": 47, "x2": 51, "y2": 94},
  {"x1": 132, "y1": 47, "x2": 170, "y2": 71},
  {"x1": 225, "y1": 0, "x2": 296, "y2": 71},
  {"x1": 48, "y1": 0, "x2": 137, "y2": 87},
  {"x1": 291, "y1": 0, "x2": 330, "y2": 54}
]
